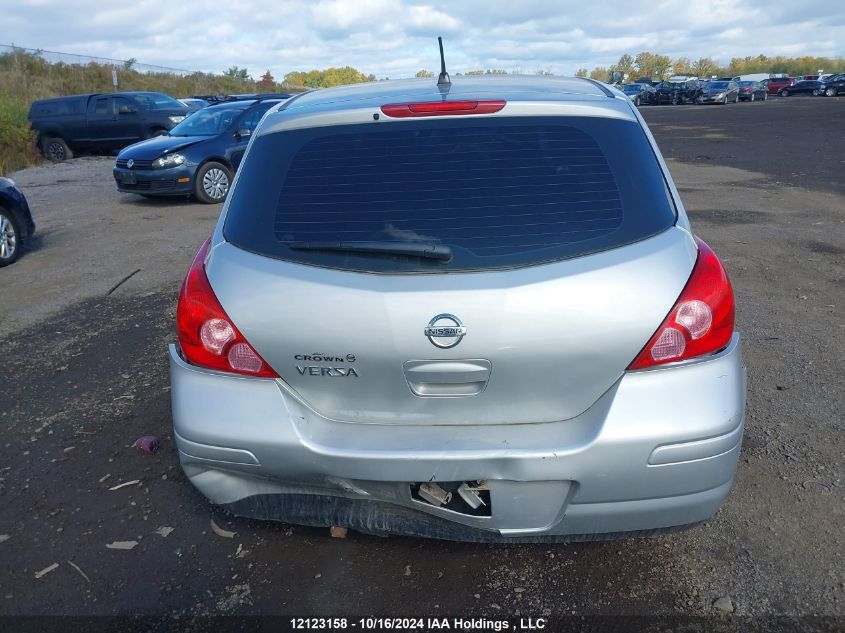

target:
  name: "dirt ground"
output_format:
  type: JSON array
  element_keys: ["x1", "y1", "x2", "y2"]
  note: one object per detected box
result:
[{"x1": 1, "y1": 96, "x2": 843, "y2": 626}]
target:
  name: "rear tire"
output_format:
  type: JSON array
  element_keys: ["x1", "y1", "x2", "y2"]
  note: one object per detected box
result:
[
  {"x1": 825, "y1": 87, "x2": 837, "y2": 97},
  {"x1": 750, "y1": 93, "x2": 755, "y2": 102},
  {"x1": 0, "y1": 209, "x2": 21, "y2": 267},
  {"x1": 734, "y1": 93, "x2": 739, "y2": 103},
  {"x1": 194, "y1": 161, "x2": 232, "y2": 204},
  {"x1": 780, "y1": 89, "x2": 789, "y2": 97},
  {"x1": 41, "y1": 136, "x2": 73, "y2": 162}
]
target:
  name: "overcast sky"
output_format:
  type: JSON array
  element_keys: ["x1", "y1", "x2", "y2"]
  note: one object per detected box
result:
[{"x1": 4, "y1": 0, "x2": 844, "y2": 78}]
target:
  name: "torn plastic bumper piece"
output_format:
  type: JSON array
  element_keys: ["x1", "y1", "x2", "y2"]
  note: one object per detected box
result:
[
  {"x1": 457, "y1": 482, "x2": 486, "y2": 509},
  {"x1": 417, "y1": 482, "x2": 452, "y2": 507},
  {"x1": 224, "y1": 492, "x2": 703, "y2": 543}
]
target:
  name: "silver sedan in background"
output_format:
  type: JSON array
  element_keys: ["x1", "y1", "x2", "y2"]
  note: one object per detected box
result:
[{"x1": 699, "y1": 80, "x2": 741, "y2": 104}]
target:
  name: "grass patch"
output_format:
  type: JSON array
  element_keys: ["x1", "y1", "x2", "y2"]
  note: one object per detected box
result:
[{"x1": 0, "y1": 94, "x2": 39, "y2": 175}]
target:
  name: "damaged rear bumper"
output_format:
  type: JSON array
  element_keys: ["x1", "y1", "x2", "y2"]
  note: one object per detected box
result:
[{"x1": 169, "y1": 335, "x2": 745, "y2": 540}]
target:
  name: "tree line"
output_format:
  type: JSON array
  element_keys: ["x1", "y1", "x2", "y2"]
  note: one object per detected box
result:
[
  {"x1": 225, "y1": 65, "x2": 376, "y2": 89},
  {"x1": 578, "y1": 53, "x2": 845, "y2": 82},
  {"x1": 228, "y1": 52, "x2": 845, "y2": 92}
]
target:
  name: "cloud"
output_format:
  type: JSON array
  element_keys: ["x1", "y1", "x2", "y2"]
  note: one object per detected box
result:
[
  {"x1": 310, "y1": 0, "x2": 398, "y2": 37},
  {"x1": 2, "y1": 0, "x2": 843, "y2": 78},
  {"x1": 406, "y1": 5, "x2": 461, "y2": 34}
]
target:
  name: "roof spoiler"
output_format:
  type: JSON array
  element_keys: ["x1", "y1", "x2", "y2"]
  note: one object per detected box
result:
[
  {"x1": 269, "y1": 89, "x2": 313, "y2": 113},
  {"x1": 575, "y1": 77, "x2": 616, "y2": 98}
]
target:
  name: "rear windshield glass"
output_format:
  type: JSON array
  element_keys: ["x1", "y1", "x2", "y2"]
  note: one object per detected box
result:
[{"x1": 224, "y1": 116, "x2": 676, "y2": 274}]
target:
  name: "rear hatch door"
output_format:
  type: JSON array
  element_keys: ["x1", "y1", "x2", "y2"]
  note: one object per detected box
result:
[
  {"x1": 212, "y1": 111, "x2": 692, "y2": 425},
  {"x1": 209, "y1": 230, "x2": 695, "y2": 425}
]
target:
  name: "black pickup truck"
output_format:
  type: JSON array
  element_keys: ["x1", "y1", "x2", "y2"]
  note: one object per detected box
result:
[{"x1": 28, "y1": 92, "x2": 189, "y2": 162}]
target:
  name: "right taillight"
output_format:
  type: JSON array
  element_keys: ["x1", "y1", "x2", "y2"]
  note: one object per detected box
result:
[
  {"x1": 628, "y1": 238, "x2": 735, "y2": 369},
  {"x1": 176, "y1": 238, "x2": 278, "y2": 378}
]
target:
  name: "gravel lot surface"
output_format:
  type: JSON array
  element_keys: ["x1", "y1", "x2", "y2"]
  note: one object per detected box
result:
[{"x1": 1, "y1": 96, "x2": 843, "y2": 626}]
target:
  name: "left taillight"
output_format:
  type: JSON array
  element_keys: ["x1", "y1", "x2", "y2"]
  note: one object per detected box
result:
[
  {"x1": 176, "y1": 238, "x2": 278, "y2": 378},
  {"x1": 628, "y1": 238, "x2": 735, "y2": 370}
]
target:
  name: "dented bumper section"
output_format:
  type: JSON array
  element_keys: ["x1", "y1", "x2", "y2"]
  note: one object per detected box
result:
[{"x1": 169, "y1": 335, "x2": 745, "y2": 540}]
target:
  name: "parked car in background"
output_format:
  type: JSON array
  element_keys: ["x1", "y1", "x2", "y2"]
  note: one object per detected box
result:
[
  {"x1": 0, "y1": 177, "x2": 35, "y2": 267},
  {"x1": 819, "y1": 73, "x2": 845, "y2": 97},
  {"x1": 190, "y1": 93, "x2": 294, "y2": 105},
  {"x1": 191, "y1": 95, "x2": 228, "y2": 105},
  {"x1": 737, "y1": 81, "x2": 767, "y2": 101},
  {"x1": 654, "y1": 79, "x2": 702, "y2": 104},
  {"x1": 228, "y1": 93, "x2": 293, "y2": 101},
  {"x1": 779, "y1": 80, "x2": 822, "y2": 97},
  {"x1": 763, "y1": 77, "x2": 795, "y2": 95},
  {"x1": 736, "y1": 73, "x2": 775, "y2": 82},
  {"x1": 28, "y1": 92, "x2": 189, "y2": 162},
  {"x1": 620, "y1": 82, "x2": 656, "y2": 106},
  {"x1": 113, "y1": 97, "x2": 284, "y2": 203},
  {"x1": 179, "y1": 98, "x2": 210, "y2": 113},
  {"x1": 667, "y1": 74, "x2": 698, "y2": 83},
  {"x1": 699, "y1": 80, "x2": 740, "y2": 104},
  {"x1": 169, "y1": 75, "x2": 744, "y2": 542}
]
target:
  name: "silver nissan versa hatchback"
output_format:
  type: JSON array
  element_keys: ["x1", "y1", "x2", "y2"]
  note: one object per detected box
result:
[{"x1": 170, "y1": 75, "x2": 745, "y2": 542}]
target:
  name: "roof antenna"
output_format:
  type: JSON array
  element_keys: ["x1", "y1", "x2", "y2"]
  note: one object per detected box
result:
[{"x1": 437, "y1": 36, "x2": 450, "y2": 86}]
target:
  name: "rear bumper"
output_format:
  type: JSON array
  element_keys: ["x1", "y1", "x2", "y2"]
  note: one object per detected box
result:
[{"x1": 170, "y1": 335, "x2": 746, "y2": 540}]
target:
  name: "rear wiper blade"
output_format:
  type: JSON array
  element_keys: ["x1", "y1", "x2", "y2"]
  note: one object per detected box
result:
[{"x1": 288, "y1": 240, "x2": 453, "y2": 262}]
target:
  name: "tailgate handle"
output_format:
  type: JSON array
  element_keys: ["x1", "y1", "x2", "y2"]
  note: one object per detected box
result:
[{"x1": 403, "y1": 360, "x2": 492, "y2": 397}]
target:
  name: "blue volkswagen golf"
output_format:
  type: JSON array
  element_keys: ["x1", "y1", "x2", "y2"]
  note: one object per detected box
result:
[{"x1": 113, "y1": 98, "x2": 284, "y2": 203}]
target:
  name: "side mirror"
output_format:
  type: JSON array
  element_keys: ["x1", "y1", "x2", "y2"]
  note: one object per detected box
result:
[{"x1": 235, "y1": 128, "x2": 251, "y2": 138}]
